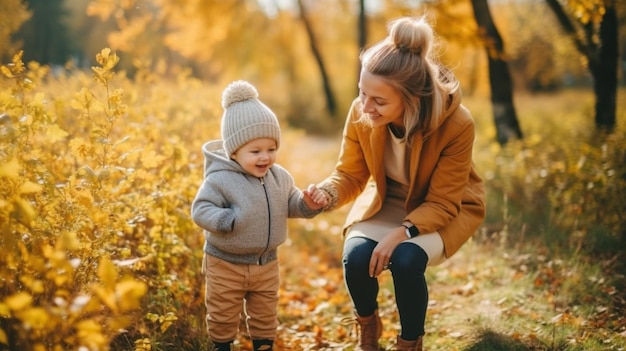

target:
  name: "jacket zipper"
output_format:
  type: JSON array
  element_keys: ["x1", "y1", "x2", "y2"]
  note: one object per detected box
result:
[{"x1": 258, "y1": 177, "x2": 271, "y2": 265}]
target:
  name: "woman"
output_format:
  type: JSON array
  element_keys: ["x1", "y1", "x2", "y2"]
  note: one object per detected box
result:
[{"x1": 310, "y1": 16, "x2": 486, "y2": 351}]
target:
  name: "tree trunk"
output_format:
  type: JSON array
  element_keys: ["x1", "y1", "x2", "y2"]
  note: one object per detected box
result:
[
  {"x1": 297, "y1": 0, "x2": 337, "y2": 118},
  {"x1": 470, "y1": 0, "x2": 523, "y2": 145},
  {"x1": 544, "y1": 0, "x2": 618, "y2": 131},
  {"x1": 358, "y1": 0, "x2": 366, "y2": 51},
  {"x1": 357, "y1": 0, "x2": 366, "y2": 95},
  {"x1": 591, "y1": 4, "x2": 618, "y2": 131}
]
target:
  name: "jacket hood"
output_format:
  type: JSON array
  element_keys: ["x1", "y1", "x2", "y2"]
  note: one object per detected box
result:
[
  {"x1": 424, "y1": 85, "x2": 462, "y2": 138},
  {"x1": 201, "y1": 139, "x2": 245, "y2": 176}
]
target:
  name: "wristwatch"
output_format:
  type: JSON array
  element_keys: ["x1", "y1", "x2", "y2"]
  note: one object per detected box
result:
[{"x1": 401, "y1": 221, "x2": 420, "y2": 239}]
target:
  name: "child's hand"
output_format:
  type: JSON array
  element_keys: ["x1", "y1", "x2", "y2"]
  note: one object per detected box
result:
[{"x1": 303, "y1": 184, "x2": 329, "y2": 210}]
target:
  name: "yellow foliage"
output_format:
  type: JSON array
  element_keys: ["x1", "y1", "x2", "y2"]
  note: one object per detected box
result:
[
  {"x1": 45, "y1": 123, "x2": 69, "y2": 142},
  {"x1": 75, "y1": 319, "x2": 108, "y2": 349},
  {"x1": 0, "y1": 328, "x2": 7, "y2": 344},
  {"x1": 0, "y1": 303, "x2": 9, "y2": 317},
  {"x1": 93, "y1": 285, "x2": 119, "y2": 314},
  {"x1": 0, "y1": 157, "x2": 20, "y2": 178},
  {"x1": 57, "y1": 230, "x2": 81, "y2": 251},
  {"x1": 18, "y1": 276, "x2": 45, "y2": 294},
  {"x1": 567, "y1": 0, "x2": 606, "y2": 24},
  {"x1": 115, "y1": 278, "x2": 147, "y2": 312},
  {"x1": 1, "y1": 51, "x2": 25, "y2": 77},
  {"x1": 71, "y1": 87, "x2": 95, "y2": 112},
  {"x1": 17, "y1": 307, "x2": 50, "y2": 330},
  {"x1": 0, "y1": 0, "x2": 30, "y2": 59},
  {"x1": 96, "y1": 47, "x2": 119, "y2": 69},
  {"x1": 14, "y1": 198, "x2": 36, "y2": 223},
  {"x1": 86, "y1": 0, "x2": 117, "y2": 20},
  {"x1": 5, "y1": 292, "x2": 32, "y2": 311},
  {"x1": 92, "y1": 48, "x2": 119, "y2": 85},
  {"x1": 1, "y1": 48, "x2": 160, "y2": 350},
  {"x1": 0, "y1": 65, "x2": 13, "y2": 78},
  {"x1": 140, "y1": 149, "x2": 166, "y2": 169},
  {"x1": 19, "y1": 181, "x2": 42, "y2": 194},
  {"x1": 98, "y1": 256, "x2": 118, "y2": 291},
  {"x1": 134, "y1": 337, "x2": 152, "y2": 351},
  {"x1": 69, "y1": 137, "x2": 94, "y2": 159}
]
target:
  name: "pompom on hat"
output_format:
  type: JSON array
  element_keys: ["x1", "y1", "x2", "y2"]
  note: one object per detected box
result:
[{"x1": 220, "y1": 80, "x2": 281, "y2": 156}]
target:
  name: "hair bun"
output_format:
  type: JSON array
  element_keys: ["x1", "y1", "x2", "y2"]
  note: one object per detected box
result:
[
  {"x1": 389, "y1": 17, "x2": 432, "y2": 59},
  {"x1": 222, "y1": 80, "x2": 259, "y2": 109}
]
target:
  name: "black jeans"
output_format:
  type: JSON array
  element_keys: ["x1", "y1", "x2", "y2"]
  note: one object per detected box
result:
[{"x1": 343, "y1": 236, "x2": 429, "y2": 340}]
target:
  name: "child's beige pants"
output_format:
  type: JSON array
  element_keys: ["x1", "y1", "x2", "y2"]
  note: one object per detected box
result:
[{"x1": 202, "y1": 253, "x2": 279, "y2": 343}]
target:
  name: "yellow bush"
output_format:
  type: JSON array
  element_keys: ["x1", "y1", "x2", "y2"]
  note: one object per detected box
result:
[{"x1": 0, "y1": 49, "x2": 220, "y2": 351}]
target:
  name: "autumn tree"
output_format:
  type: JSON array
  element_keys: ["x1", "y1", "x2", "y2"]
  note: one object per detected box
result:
[
  {"x1": 297, "y1": 0, "x2": 338, "y2": 118},
  {"x1": 545, "y1": 0, "x2": 620, "y2": 131},
  {"x1": 491, "y1": 1, "x2": 589, "y2": 92},
  {"x1": 84, "y1": 0, "x2": 351, "y2": 131},
  {"x1": 0, "y1": 0, "x2": 31, "y2": 62}
]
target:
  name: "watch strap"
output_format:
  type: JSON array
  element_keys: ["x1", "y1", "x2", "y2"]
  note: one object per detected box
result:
[{"x1": 401, "y1": 221, "x2": 420, "y2": 238}]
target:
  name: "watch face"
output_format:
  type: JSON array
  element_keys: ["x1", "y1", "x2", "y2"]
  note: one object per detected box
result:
[
  {"x1": 402, "y1": 222, "x2": 418, "y2": 238},
  {"x1": 405, "y1": 225, "x2": 418, "y2": 238}
]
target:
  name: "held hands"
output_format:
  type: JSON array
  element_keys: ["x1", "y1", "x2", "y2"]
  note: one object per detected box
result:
[
  {"x1": 302, "y1": 184, "x2": 329, "y2": 210},
  {"x1": 369, "y1": 226, "x2": 408, "y2": 277}
]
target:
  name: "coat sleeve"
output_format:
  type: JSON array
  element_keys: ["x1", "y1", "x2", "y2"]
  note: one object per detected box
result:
[
  {"x1": 271, "y1": 164, "x2": 321, "y2": 219},
  {"x1": 191, "y1": 175, "x2": 236, "y2": 233},
  {"x1": 318, "y1": 99, "x2": 371, "y2": 210}
]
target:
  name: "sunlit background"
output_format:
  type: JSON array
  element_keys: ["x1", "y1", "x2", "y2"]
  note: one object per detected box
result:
[
  {"x1": 4, "y1": 0, "x2": 624, "y2": 135},
  {"x1": 1, "y1": 1, "x2": 625, "y2": 350}
]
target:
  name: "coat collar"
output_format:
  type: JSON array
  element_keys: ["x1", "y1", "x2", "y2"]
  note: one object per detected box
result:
[{"x1": 370, "y1": 125, "x2": 387, "y2": 184}]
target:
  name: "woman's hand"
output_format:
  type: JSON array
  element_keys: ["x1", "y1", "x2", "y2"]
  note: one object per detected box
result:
[{"x1": 369, "y1": 227, "x2": 407, "y2": 277}]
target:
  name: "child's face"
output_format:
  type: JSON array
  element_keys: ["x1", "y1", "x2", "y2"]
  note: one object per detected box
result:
[{"x1": 231, "y1": 138, "x2": 278, "y2": 177}]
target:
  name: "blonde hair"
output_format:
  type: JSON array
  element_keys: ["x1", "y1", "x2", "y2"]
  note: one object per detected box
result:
[{"x1": 359, "y1": 16, "x2": 459, "y2": 143}]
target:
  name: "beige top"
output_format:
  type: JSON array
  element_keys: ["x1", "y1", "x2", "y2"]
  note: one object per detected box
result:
[{"x1": 385, "y1": 126, "x2": 410, "y2": 197}]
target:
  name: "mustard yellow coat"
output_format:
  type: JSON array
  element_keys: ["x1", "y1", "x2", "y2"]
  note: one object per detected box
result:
[{"x1": 319, "y1": 90, "x2": 486, "y2": 258}]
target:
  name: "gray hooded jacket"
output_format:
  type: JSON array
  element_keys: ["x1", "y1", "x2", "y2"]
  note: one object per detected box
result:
[{"x1": 191, "y1": 140, "x2": 319, "y2": 265}]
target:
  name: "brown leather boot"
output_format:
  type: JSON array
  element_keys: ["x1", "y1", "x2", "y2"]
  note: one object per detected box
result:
[
  {"x1": 354, "y1": 310, "x2": 382, "y2": 351},
  {"x1": 391, "y1": 335, "x2": 423, "y2": 351}
]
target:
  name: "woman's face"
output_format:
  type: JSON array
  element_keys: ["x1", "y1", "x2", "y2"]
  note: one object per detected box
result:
[
  {"x1": 358, "y1": 69, "x2": 405, "y2": 128},
  {"x1": 231, "y1": 137, "x2": 277, "y2": 178}
]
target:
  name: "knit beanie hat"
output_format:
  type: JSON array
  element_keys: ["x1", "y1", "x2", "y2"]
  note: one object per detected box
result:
[{"x1": 221, "y1": 80, "x2": 281, "y2": 156}]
